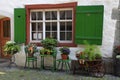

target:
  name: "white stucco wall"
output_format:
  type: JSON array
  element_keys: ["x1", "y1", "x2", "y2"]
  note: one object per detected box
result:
[{"x1": 0, "y1": 0, "x2": 119, "y2": 66}]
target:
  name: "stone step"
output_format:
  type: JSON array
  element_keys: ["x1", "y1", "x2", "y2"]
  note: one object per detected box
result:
[{"x1": 0, "y1": 58, "x2": 10, "y2": 67}]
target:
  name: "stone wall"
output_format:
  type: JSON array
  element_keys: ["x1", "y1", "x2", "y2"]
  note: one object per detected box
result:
[{"x1": 114, "y1": 0, "x2": 120, "y2": 46}]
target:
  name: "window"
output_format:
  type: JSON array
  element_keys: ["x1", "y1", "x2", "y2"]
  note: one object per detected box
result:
[
  {"x1": 3, "y1": 20, "x2": 10, "y2": 37},
  {"x1": 30, "y1": 9, "x2": 73, "y2": 43},
  {"x1": 25, "y1": 2, "x2": 77, "y2": 46}
]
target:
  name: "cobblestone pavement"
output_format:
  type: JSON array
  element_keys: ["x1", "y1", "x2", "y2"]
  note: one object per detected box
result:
[
  {"x1": 0, "y1": 58, "x2": 120, "y2": 80},
  {"x1": 0, "y1": 67, "x2": 119, "y2": 80}
]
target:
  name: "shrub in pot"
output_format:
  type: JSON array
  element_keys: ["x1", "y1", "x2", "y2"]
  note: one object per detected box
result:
[
  {"x1": 41, "y1": 38, "x2": 58, "y2": 55},
  {"x1": 4, "y1": 41, "x2": 20, "y2": 56},
  {"x1": 59, "y1": 46, "x2": 70, "y2": 60}
]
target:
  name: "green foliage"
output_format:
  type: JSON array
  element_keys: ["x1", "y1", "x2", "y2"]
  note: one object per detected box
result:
[
  {"x1": 41, "y1": 38, "x2": 58, "y2": 50},
  {"x1": 4, "y1": 41, "x2": 20, "y2": 55},
  {"x1": 40, "y1": 48, "x2": 53, "y2": 55},
  {"x1": 83, "y1": 40, "x2": 102, "y2": 61}
]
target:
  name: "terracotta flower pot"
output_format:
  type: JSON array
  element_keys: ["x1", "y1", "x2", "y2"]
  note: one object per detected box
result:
[{"x1": 61, "y1": 54, "x2": 68, "y2": 60}]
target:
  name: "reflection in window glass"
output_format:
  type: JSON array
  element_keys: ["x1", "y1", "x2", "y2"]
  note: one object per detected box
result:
[
  {"x1": 46, "y1": 32, "x2": 50, "y2": 38},
  {"x1": 46, "y1": 22, "x2": 50, "y2": 31},
  {"x1": 60, "y1": 10, "x2": 72, "y2": 20},
  {"x1": 66, "y1": 22, "x2": 72, "y2": 31},
  {"x1": 60, "y1": 22, "x2": 65, "y2": 31},
  {"x1": 37, "y1": 12, "x2": 43, "y2": 20},
  {"x1": 66, "y1": 10, "x2": 72, "y2": 19},
  {"x1": 52, "y1": 11, "x2": 57, "y2": 20},
  {"x1": 30, "y1": 9, "x2": 72, "y2": 42},
  {"x1": 52, "y1": 32, "x2": 57, "y2": 39},
  {"x1": 31, "y1": 22, "x2": 43, "y2": 40},
  {"x1": 38, "y1": 23, "x2": 43, "y2": 31},
  {"x1": 60, "y1": 11, "x2": 65, "y2": 20},
  {"x1": 45, "y1": 11, "x2": 50, "y2": 20},
  {"x1": 3, "y1": 20, "x2": 10, "y2": 37},
  {"x1": 52, "y1": 22, "x2": 57, "y2": 31},
  {"x1": 67, "y1": 32, "x2": 72, "y2": 40},
  {"x1": 31, "y1": 12, "x2": 36, "y2": 20},
  {"x1": 32, "y1": 23, "x2": 36, "y2": 31},
  {"x1": 60, "y1": 32, "x2": 65, "y2": 40}
]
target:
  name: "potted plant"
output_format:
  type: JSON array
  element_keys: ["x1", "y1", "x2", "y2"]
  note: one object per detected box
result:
[
  {"x1": 83, "y1": 41, "x2": 102, "y2": 61},
  {"x1": 40, "y1": 48, "x2": 53, "y2": 55},
  {"x1": 24, "y1": 43, "x2": 38, "y2": 57},
  {"x1": 41, "y1": 38, "x2": 58, "y2": 49},
  {"x1": 4, "y1": 41, "x2": 20, "y2": 56},
  {"x1": 59, "y1": 46, "x2": 70, "y2": 60},
  {"x1": 41, "y1": 38, "x2": 58, "y2": 55},
  {"x1": 76, "y1": 51, "x2": 86, "y2": 64}
]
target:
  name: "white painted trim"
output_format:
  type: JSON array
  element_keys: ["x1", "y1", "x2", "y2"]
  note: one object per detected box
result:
[{"x1": 30, "y1": 8, "x2": 73, "y2": 43}]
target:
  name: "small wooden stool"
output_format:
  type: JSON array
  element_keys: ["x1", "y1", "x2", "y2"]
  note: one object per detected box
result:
[{"x1": 56, "y1": 59, "x2": 71, "y2": 72}]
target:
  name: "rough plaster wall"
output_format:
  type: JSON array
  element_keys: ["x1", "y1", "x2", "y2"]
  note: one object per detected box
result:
[
  {"x1": 0, "y1": 0, "x2": 119, "y2": 66},
  {"x1": 114, "y1": 0, "x2": 120, "y2": 46},
  {"x1": 114, "y1": 21, "x2": 120, "y2": 46}
]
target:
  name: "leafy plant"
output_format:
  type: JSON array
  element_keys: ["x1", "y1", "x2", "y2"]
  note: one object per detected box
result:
[
  {"x1": 59, "y1": 46, "x2": 70, "y2": 55},
  {"x1": 4, "y1": 41, "x2": 20, "y2": 55},
  {"x1": 41, "y1": 38, "x2": 58, "y2": 50},
  {"x1": 40, "y1": 48, "x2": 53, "y2": 55},
  {"x1": 83, "y1": 40, "x2": 102, "y2": 61}
]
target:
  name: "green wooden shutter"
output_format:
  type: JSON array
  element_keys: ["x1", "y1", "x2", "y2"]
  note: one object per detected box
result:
[
  {"x1": 75, "y1": 5, "x2": 104, "y2": 45},
  {"x1": 14, "y1": 8, "x2": 26, "y2": 43}
]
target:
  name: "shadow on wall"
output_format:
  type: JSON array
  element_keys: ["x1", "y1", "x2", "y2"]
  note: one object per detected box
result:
[{"x1": 112, "y1": 0, "x2": 120, "y2": 46}]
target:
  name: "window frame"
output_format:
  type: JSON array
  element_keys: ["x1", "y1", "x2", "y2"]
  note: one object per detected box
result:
[{"x1": 26, "y1": 2, "x2": 77, "y2": 47}]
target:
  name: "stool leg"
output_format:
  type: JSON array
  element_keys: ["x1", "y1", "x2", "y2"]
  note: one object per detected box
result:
[
  {"x1": 28, "y1": 61, "x2": 30, "y2": 68},
  {"x1": 36, "y1": 60, "x2": 37, "y2": 68},
  {"x1": 53, "y1": 57, "x2": 56, "y2": 71},
  {"x1": 65, "y1": 62, "x2": 68, "y2": 71},
  {"x1": 65, "y1": 62, "x2": 70, "y2": 72},
  {"x1": 24, "y1": 59, "x2": 27, "y2": 68},
  {"x1": 57, "y1": 61, "x2": 60, "y2": 70},
  {"x1": 41, "y1": 57, "x2": 44, "y2": 69},
  {"x1": 68, "y1": 62, "x2": 71, "y2": 70},
  {"x1": 61, "y1": 61, "x2": 64, "y2": 70},
  {"x1": 32, "y1": 61, "x2": 34, "y2": 68}
]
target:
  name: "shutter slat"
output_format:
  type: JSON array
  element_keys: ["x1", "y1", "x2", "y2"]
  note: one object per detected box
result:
[
  {"x1": 14, "y1": 8, "x2": 26, "y2": 43},
  {"x1": 75, "y1": 5, "x2": 104, "y2": 45}
]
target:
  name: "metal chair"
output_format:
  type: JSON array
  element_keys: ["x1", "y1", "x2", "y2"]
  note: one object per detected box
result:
[{"x1": 24, "y1": 46, "x2": 38, "y2": 69}]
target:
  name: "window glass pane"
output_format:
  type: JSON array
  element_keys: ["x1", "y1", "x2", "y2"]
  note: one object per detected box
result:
[
  {"x1": 46, "y1": 22, "x2": 50, "y2": 31},
  {"x1": 52, "y1": 22, "x2": 57, "y2": 31},
  {"x1": 38, "y1": 32, "x2": 43, "y2": 40},
  {"x1": 38, "y1": 23, "x2": 43, "y2": 31},
  {"x1": 66, "y1": 32, "x2": 72, "y2": 40},
  {"x1": 60, "y1": 11, "x2": 65, "y2": 20},
  {"x1": 45, "y1": 11, "x2": 50, "y2": 20},
  {"x1": 66, "y1": 22, "x2": 72, "y2": 31},
  {"x1": 30, "y1": 9, "x2": 73, "y2": 42},
  {"x1": 3, "y1": 20, "x2": 10, "y2": 37},
  {"x1": 31, "y1": 12, "x2": 36, "y2": 20},
  {"x1": 37, "y1": 12, "x2": 43, "y2": 20},
  {"x1": 60, "y1": 32, "x2": 65, "y2": 40},
  {"x1": 52, "y1": 11, "x2": 57, "y2": 20},
  {"x1": 46, "y1": 32, "x2": 50, "y2": 38},
  {"x1": 52, "y1": 32, "x2": 57, "y2": 39},
  {"x1": 32, "y1": 32, "x2": 37, "y2": 40},
  {"x1": 60, "y1": 22, "x2": 65, "y2": 30},
  {"x1": 66, "y1": 10, "x2": 72, "y2": 19},
  {"x1": 32, "y1": 23, "x2": 36, "y2": 31}
]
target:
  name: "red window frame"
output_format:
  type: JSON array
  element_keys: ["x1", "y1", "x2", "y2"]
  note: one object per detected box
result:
[{"x1": 25, "y1": 2, "x2": 77, "y2": 47}]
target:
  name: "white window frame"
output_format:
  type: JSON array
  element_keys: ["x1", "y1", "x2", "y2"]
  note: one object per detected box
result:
[{"x1": 30, "y1": 8, "x2": 73, "y2": 43}]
